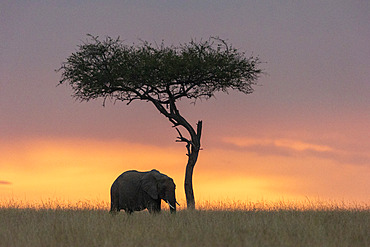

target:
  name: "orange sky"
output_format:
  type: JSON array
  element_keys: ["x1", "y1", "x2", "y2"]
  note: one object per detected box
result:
[
  {"x1": 1, "y1": 136, "x2": 369, "y2": 206},
  {"x1": 1, "y1": 1, "x2": 369, "y2": 207}
]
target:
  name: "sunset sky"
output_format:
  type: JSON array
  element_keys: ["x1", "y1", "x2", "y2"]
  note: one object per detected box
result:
[{"x1": 1, "y1": 0, "x2": 369, "y2": 207}]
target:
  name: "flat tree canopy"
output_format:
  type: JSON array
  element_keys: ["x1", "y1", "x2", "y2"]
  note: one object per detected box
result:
[{"x1": 58, "y1": 35, "x2": 262, "y2": 209}]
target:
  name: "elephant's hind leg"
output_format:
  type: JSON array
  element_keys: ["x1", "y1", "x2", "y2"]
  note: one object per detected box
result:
[
  {"x1": 110, "y1": 193, "x2": 120, "y2": 214},
  {"x1": 124, "y1": 208, "x2": 134, "y2": 215},
  {"x1": 109, "y1": 203, "x2": 119, "y2": 214}
]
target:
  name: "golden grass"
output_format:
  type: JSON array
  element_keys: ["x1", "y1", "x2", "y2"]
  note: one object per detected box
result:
[
  {"x1": 1, "y1": 198, "x2": 368, "y2": 211},
  {"x1": 196, "y1": 199, "x2": 370, "y2": 211},
  {"x1": 1, "y1": 199, "x2": 369, "y2": 247},
  {"x1": 0, "y1": 198, "x2": 109, "y2": 210}
]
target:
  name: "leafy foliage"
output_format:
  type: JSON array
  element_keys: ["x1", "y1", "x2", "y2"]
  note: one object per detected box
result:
[{"x1": 58, "y1": 35, "x2": 262, "y2": 105}]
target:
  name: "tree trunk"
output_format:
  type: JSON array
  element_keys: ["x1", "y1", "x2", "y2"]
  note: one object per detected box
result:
[
  {"x1": 184, "y1": 120, "x2": 202, "y2": 209},
  {"x1": 184, "y1": 148, "x2": 199, "y2": 209},
  {"x1": 149, "y1": 99, "x2": 202, "y2": 209}
]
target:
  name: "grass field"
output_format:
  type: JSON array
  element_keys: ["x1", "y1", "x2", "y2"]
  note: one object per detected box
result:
[{"x1": 0, "y1": 200, "x2": 369, "y2": 247}]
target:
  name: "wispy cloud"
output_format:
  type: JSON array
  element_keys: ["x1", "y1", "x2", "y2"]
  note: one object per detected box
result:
[
  {"x1": 223, "y1": 137, "x2": 333, "y2": 152},
  {"x1": 222, "y1": 137, "x2": 370, "y2": 166},
  {"x1": 0, "y1": 180, "x2": 12, "y2": 185}
]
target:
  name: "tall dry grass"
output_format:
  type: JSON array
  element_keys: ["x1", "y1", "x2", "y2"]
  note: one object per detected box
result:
[{"x1": 0, "y1": 199, "x2": 369, "y2": 247}]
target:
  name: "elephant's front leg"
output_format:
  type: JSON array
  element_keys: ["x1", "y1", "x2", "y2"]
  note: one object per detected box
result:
[{"x1": 147, "y1": 199, "x2": 161, "y2": 214}]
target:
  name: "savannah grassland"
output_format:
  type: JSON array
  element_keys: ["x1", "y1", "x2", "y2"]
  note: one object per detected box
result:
[{"x1": 0, "y1": 200, "x2": 369, "y2": 247}]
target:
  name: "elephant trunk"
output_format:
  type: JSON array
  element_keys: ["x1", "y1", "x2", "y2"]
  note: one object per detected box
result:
[{"x1": 164, "y1": 184, "x2": 177, "y2": 213}]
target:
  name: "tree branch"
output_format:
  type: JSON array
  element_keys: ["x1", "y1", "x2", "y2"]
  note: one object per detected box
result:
[
  {"x1": 175, "y1": 127, "x2": 191, "y2": 143},
  {"x1": 175, "y1": 128, "x2": 192, "y2": 156},
  {"x1": 196, "y1": 120, "x2": 202, "y2": 141}
]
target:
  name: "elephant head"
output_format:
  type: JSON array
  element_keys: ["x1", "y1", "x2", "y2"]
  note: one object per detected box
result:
[{"x1": 141, "y1": 169, "x2": 177, "y2": 213}]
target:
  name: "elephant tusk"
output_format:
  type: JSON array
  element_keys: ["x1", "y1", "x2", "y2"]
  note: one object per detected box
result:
[{"x1": 166, "y1": 200, "x2": 175, "y2": 209}]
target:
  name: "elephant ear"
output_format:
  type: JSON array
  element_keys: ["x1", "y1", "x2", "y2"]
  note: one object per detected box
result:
[{"x1": 141, "y1": 172, "x2": 158, "y2": 200}]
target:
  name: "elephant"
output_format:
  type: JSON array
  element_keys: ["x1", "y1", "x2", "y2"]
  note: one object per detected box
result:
[{"x1": 110, "y1": 169, "x2": 177, "y2": 214}]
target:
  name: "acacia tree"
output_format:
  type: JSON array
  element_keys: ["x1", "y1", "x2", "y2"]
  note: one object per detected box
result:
[{"x1": 58, "y1": 35, "x2": 262, "y2": 209}]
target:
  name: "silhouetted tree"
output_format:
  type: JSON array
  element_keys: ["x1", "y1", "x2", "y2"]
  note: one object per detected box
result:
[{"x1": 58, "y1": 35, "x2": 262, "y2": 209}]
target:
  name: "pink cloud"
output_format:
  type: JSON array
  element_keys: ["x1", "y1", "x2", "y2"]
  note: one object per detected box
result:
[
  {"x1": 0, "y1": 180, "x2": 12, "y2": 185},
  {"x1": 222, "y1": 137, "x2": 370, "y2": 166}
]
